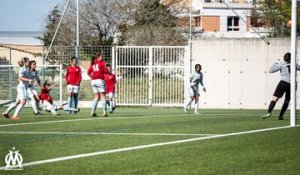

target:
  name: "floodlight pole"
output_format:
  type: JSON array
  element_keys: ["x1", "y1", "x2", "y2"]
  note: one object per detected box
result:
[
  {"x1": 76, "y1": 0, "x2": 80, "y2": 63},
  {"x1": 290, "y1": 0, "x2": 297, "y2": 127}
]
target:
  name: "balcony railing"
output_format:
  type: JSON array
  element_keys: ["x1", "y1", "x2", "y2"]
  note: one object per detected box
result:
[{"x1": 201, "y1": 0, "x2": 254, "y2": 4}]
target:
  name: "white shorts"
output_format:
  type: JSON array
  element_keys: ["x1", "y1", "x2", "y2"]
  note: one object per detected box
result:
[
  {"x1": 67, "y1": 84, "x2": 80, "y2": 94},
  {"x1": 91, "y1": 79, "x2": 106, "y2": 93},
  {"x1": 17, "y1": 86, "x2": 28, "y2": 100},
  {"x1": 106, "y1": 92, "x2": 115, "y2": 99},
  {"x1": 27, "y1": 87, "x2": 38, "y2": 99},
  {"x1": 188, "y1": 87, "x2": 200, "y2": 97},
  {"x1": 42, "y1": 101, "x2": 59, "y2": 111}
]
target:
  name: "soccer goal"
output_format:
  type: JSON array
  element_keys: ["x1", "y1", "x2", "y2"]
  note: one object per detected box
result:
[{"x1": 0, "y1": 65, "x2": 63, "y2": 106}]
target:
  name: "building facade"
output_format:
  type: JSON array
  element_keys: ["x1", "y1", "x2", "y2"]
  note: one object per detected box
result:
[{"x1": 164, "y1": 0, "x2": 266, "y2": 38}]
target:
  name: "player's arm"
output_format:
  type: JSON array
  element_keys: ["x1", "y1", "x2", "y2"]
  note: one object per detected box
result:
[
  {"x1": 200, "y1": 73, "x2": 206, "y2": 92},
  {"x1": 36, "y1": 71, "x2": 42, "y2": 87},
  {"x1": 87, "y1": 65, "x2": 93, "y2": 78},
  {"x1": 103, "y1": 62, "x2": 109, "y2": 74},
  {"x1": 18, "y1": 70, "x2": 32, "y2": 83},
  {"x1": 48, "y1": 83, "x2": 58, "y2": 90},
  {"x1": 269, "y1": 62, "x2": 281, "y2": 73},
  {"x1": 113, "y1": 74, "x2": 117, "y2": 84},
  {"x1": 78, "y1": 67, "x2": 82, "y2": 85},
  {"x1": 65, "y1": 67, "x2": 69, "y2": 84},
  {"x1": 188, "y1": 73, "x2": 194, "y2": 87}
]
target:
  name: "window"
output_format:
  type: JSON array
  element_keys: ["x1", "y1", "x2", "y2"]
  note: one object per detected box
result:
[
  {"x1": 227, "y1": 17, "x2": 239, "y2": 31},
  {"x1": 195, "y1": 17, "x2": 201, "y2": 27}
]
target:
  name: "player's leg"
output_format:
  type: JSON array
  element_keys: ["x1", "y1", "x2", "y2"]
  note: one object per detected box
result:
[
  {"x1": 91, "y1": 93, "x2": 99, "y2": 116},
  {"x1": 11, "y1": 87, "x2": 27, "y2": 120},
  {"x1": 100, "y1": 92, "x2": 107, "y2": 116},
  {"x1": 28, "y1": 89, "x2": 38, "y2": 115},
  {"x1": 279, "y1": 97, "x2": 290, "y2": 120},
  {"x1": 194, "y1": 95, "x2": 200, "y2": 114},
  {"x1": 2, "y1": 98, "x2": 20, "y2": 118},
  {"x1": 262, "y1": 96, "x2": 279, "y2": 119},
  {"x1": 184, "y1": 87, "x2": 195, "y2": 112},
  {"x1": 91, "y1": 81, "x2": 100, "y2": 116},
  {"x1": 108, "y1": 93, "x2": 114, "y2": 113},
  {"x1": 43, "y1": 101, "x2": 60, "y2": 115},
  {"x1": 73, "y1": 85, "x2": 79, "y2": 112},
  {"x1": 62, "y1": 105, "x2": 80, "y2": 112},
  {"x1": 262, "y1": 81, "x2": 284, "y2": 119},
  {"x1": 67, "y1": 85, "x2": 73, "y2": 114},
  {"x1": 279, "y1": 85, "x2": 290, "y2": 120},
  {"x1": 98, "y1": 80, "x2": 107, "y2": 116},
  {"x1": 34, "y1": 94, "x2": 41, "y2": 111},
  {"x1": 112, "y1": 93, "x2": 116, "y2": 111}
]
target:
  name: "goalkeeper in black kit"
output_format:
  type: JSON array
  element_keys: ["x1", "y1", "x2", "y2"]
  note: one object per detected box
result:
[{"x1": 262, "y1": 52, "x2": 300, "y2": 120}]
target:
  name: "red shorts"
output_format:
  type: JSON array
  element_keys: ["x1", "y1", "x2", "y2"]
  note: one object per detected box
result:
[{"x1": 40, "y1": 94, "x2": 53, "y2": 104}]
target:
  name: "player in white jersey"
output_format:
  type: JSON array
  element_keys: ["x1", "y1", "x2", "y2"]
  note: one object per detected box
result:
[
  {"x1": 184, "y1": 64, "x2": 206, "y2": 114},
  {"x1": 2, "y1": 57, "x2": 32, "y2": 120},
  {"x1": 262, "y1": 52, "x2": 300, "y2": 120},
  {"x1": 27, "y1": 60, "x2": 42, "y2": 115}
]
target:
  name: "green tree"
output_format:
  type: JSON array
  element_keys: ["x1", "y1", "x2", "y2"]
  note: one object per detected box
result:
[
  {"x1": 119, "y1": 0, "x2": 185, "y2": 45},
  {"x1": 260, "y1": 0, "x2": 300, "y2": 37},
  {"x1": 39, "y1": 5, "x2": 61, "y2": 46}
]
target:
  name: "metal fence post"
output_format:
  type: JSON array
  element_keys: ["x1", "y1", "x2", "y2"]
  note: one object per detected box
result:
[
  {"x1": 9, "y1": 48, "x2": 13, "y2": 101},
  {"x1": 184, "y1": 46, "x2": 190, "y2": 106},
  {"x1": 148, "y1": 47, "x2": 153, "y2": 106},
  {"x1": 112, "y1": 46, "x2": 116, "y2": 74}
]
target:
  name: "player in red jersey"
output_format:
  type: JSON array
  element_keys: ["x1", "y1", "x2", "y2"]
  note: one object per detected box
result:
[
  {"x1": 65, "y1": 56, "x2": 82, "y2": 113},
  {"x1": 104, "y1": 64, "x2": 117, "y2": 113},
  {"x1": 87, "y1": 52, "x2": 109, "y2": 117},
  {"x1": 40, "y1": 81, "x2": 79, "y2": 115}
]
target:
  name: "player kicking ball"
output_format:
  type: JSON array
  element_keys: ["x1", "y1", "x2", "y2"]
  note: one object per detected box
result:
[{"x1": 40, "y1": 81, "x2": 79, "y2": 115}]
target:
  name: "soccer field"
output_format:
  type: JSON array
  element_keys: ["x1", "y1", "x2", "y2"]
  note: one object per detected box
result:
[{"x1": 0, "y1": 107, "x2": 299, "y2": 175}]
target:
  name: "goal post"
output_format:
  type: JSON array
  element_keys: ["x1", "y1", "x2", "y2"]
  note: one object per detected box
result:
[{"x1": 0, "y1": 65, "x2": 63, "y2": 106}]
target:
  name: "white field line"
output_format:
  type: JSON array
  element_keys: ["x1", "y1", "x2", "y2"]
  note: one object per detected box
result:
[
  {"x1": 0, "y1": 113, "x2": 265, "y2": 128},
  {"x1": 0, "y1": 131, "x2": 216, "y2": 136},
  {"x1": 0, "y1": 125, "x2": 297, "y2": 170},
  {"x1": 0, "y1": 114, "x2": 178, "y2": 127}
]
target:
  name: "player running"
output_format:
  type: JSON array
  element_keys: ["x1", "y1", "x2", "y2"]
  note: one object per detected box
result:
[
  {"x1": 104, "y1": 64, "x2": 117, "y2": 113},
  {"x1": 40, "y1": 81, "x2": 79, "y2": 115},
  {"x1": 87, "y1": 52, "x2": 109, "y2": 117},
  {"x1": 27, "y1": 60, "x2": 42, "y2": 115},
  {"x1": 2, "y1": 57, "x2": 32, "y2": 120},
  {"x1": 65, "y1": 56, "x2": 82, "y2": 114},
  {"x1": 184, "y1": 64, "x2": 206, "y2": 114},
  {"x1": 262, "y1": 52, "x2": 300, "y2": 120}
]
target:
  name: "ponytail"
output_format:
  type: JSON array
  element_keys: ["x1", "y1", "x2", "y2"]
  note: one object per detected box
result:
[
  {"x1": 18, "y1": 57, "x2": 29, "y2": 67},
  {"x1": 91, "y1": 56, "x2": 96, "y2": 65}
]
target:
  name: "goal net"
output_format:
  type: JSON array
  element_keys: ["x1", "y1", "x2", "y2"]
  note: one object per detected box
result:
[{"x1": 0, "y1": 65, "x2": 63, "y2": 106}]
